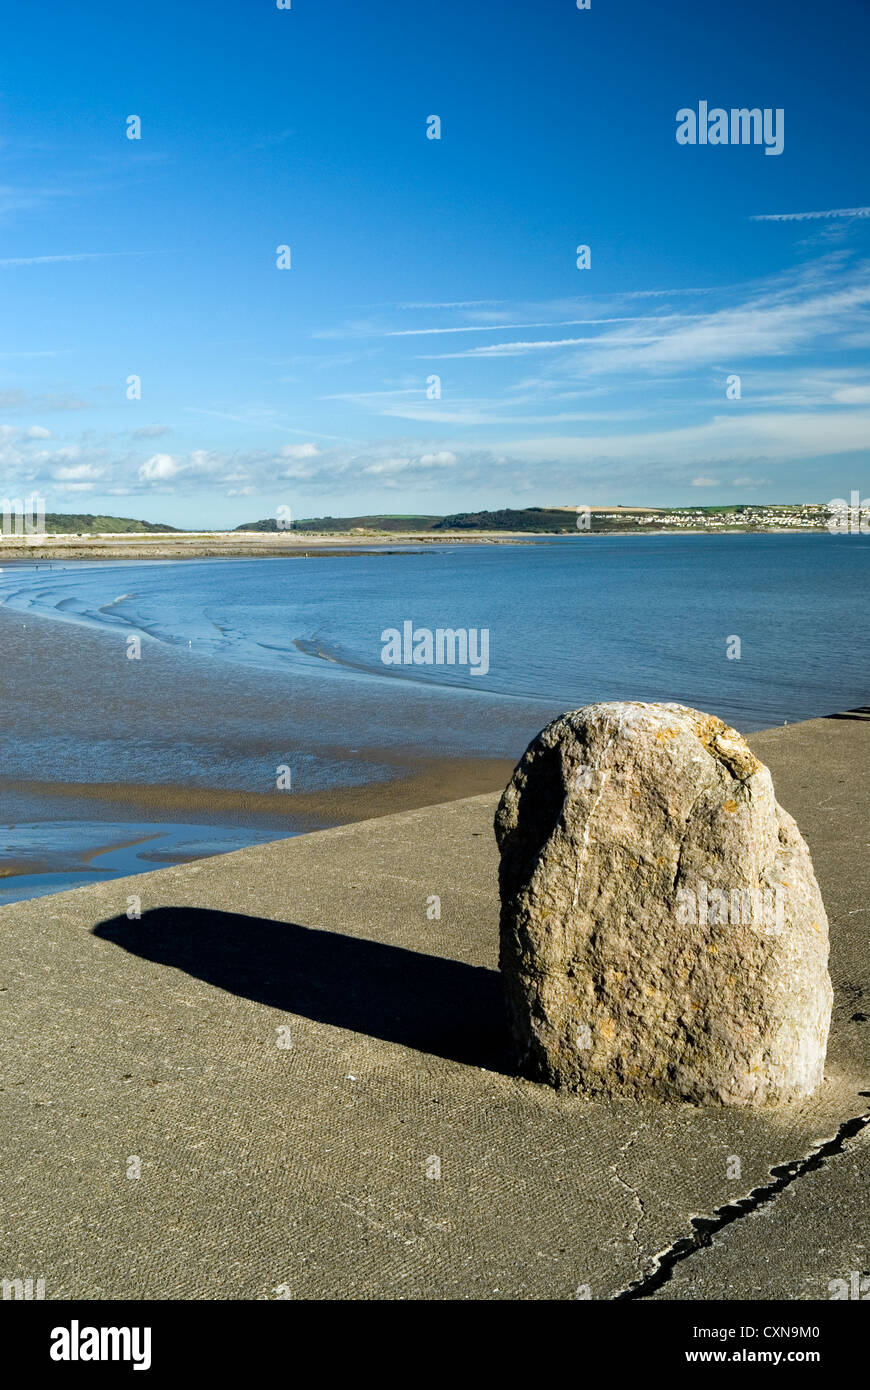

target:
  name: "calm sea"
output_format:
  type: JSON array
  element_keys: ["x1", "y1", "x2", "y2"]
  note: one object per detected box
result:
[
  {"x1": 1, "y1": 533, "x2": 866, "y2": 899},
  {"x1": 2, "y1": 533, "x2": 867, "y2": 725}
]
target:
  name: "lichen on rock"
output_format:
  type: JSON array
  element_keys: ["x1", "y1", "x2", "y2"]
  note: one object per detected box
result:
[{"x1": 494, "y1": 701, "x2": 833, "y2": 1106}]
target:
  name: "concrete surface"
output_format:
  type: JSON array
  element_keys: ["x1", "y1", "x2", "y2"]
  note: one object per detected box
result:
[
  {"x1": 0, "y1": 713, "x2": 867, "y2": 1300},
  {"x1": 651, "y1": 1123, "x2": 870, "y2": 1300}
]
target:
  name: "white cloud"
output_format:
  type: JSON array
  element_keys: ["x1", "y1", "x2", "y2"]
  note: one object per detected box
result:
[
  {"x1": 279, "y1": 462, "x2": 319, "y2": 479},
  {"x1": 691, "y1": 476, "x2": 719, "y2": 487},
  {"x1": 280, "y1": 443, "x2": 321, "y2": 459},
  {"x1": 138, "y1": 453, "x2": 179, "y2": 482},
  {"x1": 832, "y1": 385, "x2": 870, "y2": 404},
  {"x1": 361, "y1": 457, "x2": 411, "y2": 476},
  {"x1": 26, "y1": 425, "x2": 51, "y2": 439},
  {"x1": 417, "y1": 451, "x2": 458, "y2": 467},
  {"x1": 132, "y1": 424, "x2": 171, "y2": 439},
  {"x1": 51, "y1": 463, "x2": 104, "y2": 481}
]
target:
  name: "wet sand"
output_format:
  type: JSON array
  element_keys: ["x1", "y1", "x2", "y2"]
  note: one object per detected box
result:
[
  {"x1": 1, "y1": 755, "x2": 517, "y2": 836},
  {"x1": 0, "y1": 597, "x2": 530, "y2": 892}
]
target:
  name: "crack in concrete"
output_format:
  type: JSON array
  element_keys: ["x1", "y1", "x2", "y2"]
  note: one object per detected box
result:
[
  {"x1": 611, "y1": 1134, "x2": 645, "y2": 1253},
  {"x1": 613, "y1": 1109, "x2": 870, "y2": 1300}
]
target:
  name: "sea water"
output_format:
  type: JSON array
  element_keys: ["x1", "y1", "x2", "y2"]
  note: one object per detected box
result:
[{"x1": 0, "y1": 532, "x2": 866, "y2": 899}]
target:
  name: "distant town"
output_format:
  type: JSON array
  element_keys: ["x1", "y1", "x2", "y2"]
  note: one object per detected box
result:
[
  {"x1": 234, "y1": 501, "x2": 840, "y2": 535},
  {"x1": 572, "y1": 502, "x2": 834, "y2": 533}
]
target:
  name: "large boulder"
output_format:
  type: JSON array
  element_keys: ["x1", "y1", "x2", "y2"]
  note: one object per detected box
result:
[{"x1": 494, "y1": 702, "x2": 832, "y2": 1106}]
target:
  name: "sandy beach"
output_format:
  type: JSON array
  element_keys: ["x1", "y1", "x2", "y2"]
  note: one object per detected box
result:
[{"x1": 0, "y1": 531, "x2": 542, "y2": 562}]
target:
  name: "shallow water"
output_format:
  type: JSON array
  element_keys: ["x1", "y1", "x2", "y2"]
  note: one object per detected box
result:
[
  {"x1": 0, "y1": 820, "x2": 286, "y2": 904},
  {"x1": 1, "y1": 533, "x2": 867, "y2": 902},
  {"x1": 3, "y1": 533, "x2": 868, "y2": 724}
]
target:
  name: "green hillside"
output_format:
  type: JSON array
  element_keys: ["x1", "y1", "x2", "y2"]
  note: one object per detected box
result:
[
  {"x1": 235, "y1": 508, "x2": 631, "y2": 534},
  {"x1": 433, "y1": 508, "x2": 581, "y2": 532},
  {"x1": 236, "y1": 515, "x2": 441, "y2": 533},
  {"x1": 36, "y1": 514, "x2": 180, "y2": 534}
]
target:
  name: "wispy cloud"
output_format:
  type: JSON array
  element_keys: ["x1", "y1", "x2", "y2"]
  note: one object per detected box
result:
[
  {"x1": 393, "y1": 299, "x2": 507, "y2": 310},
  {"x1": 0, "y1": 348, "x2": 68, "y2": 358},
  {"x1": 423, "y1": 333, "x2": 671, "y2": 360},
  {"x1": 420, "y1": 261, "x2": 870, "y2": 376},
  {"x1": 385, "y1": 316, "x2": 652, "y2": 338},
  {"x1": 0, "y1": 251, "x2": 151, "y2": 268},
  {"x1": 185, "y1": 406, "x2": 358, "y2": 444},
  {"x1": 4, "y1": 249, "x2": 867, "y2": 511},
  {"x1": 0, "y1": 389, "x2": 89, "y2": 410},
  {"x1": 498, "y1": 409, "x2": 870, "y2": 466},
  {"x1": 132, "y1": 424, "x2": 172, "y2": 439},
  {"x1": 751, "y1": 207, "x2": 870, "y2": 222}
]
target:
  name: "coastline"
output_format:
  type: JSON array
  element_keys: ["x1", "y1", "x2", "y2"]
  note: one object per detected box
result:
[
  {"x1": 0, "y1": 526, "x2": 832, "y2": 561},
  {"x1": 0, "y1": 531, "x2": 542, "y2": 562}
]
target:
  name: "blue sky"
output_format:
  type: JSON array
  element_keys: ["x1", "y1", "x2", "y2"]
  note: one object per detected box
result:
[{"x1": 1, "y1": 0, "x2": 869, "y2": 527}]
